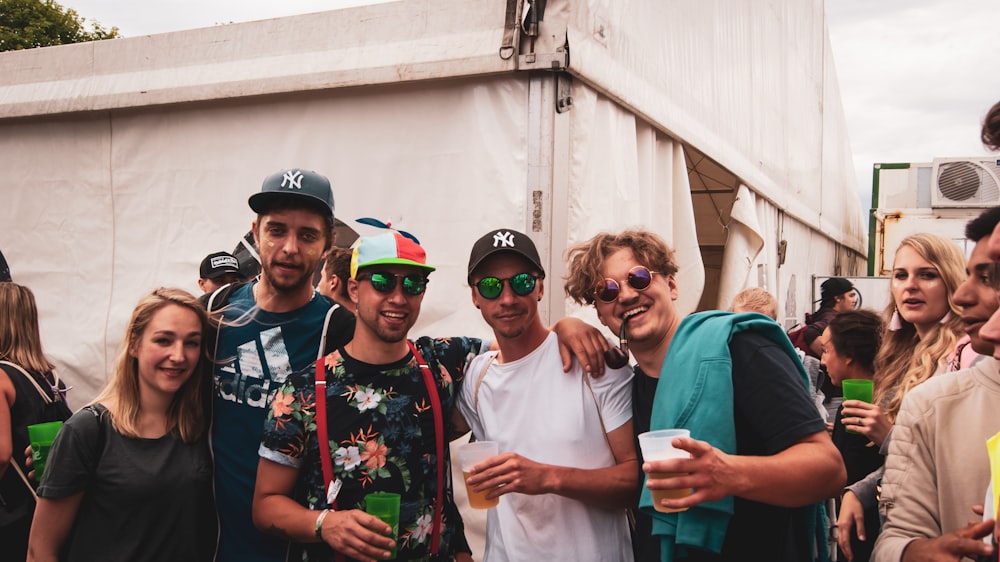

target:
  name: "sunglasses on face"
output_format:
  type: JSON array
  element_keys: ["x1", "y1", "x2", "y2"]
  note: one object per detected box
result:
[
  {"x1": 358, "y1": 272, "x2": 428, "y2": 296},
  {"x1": 595, "y1": 265, "x2": 657, "y2": 303},
  {"x1": 474, "y1": 273, "x2": 538, "y2": 299}
]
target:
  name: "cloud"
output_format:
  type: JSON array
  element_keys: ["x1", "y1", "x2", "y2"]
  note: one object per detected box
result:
[{"x1": 826, "y1": 0, "x2": 1000, "y2": 205}]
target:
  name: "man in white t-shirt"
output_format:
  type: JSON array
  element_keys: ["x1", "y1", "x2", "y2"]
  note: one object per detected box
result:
[{"x1": 453, "y1": 228, "x2": 637, "y2": 561}]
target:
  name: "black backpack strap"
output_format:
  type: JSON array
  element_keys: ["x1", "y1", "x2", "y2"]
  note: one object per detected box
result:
[
  {"x1": 204, "y1": 281, "x2": 244, "y2": 313},
  {"x1": 82, "y1": 404, "x2": 109, "y2": 462},
  {"x1": 321, "y1": 303, "x2": 356, "y2": 357},
  {"x1": 202, "y1": 281, "x2": 248, "y2": 377}
]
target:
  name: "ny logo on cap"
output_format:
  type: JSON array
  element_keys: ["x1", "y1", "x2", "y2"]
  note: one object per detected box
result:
[
  {"x1": 493, "y1": 231, "x2": 516, "y2": 248},
  {"x1": 281, "y1": 171, "x2": 304, "y2": 190}
]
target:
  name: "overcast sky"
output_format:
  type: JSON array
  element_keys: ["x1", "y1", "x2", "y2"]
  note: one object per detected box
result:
[{"x1": 63, "y1": 0, "x2": 1000, "y2": 208}]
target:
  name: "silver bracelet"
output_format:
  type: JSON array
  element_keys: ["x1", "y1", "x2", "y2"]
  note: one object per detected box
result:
[{"x1": 314, "y1": 508, "x2": 332, "y2": 539}]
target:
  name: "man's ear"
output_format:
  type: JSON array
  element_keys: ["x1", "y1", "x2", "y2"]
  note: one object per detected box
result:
[
  {"x1": 347, "y1": 278, "x2": 360, "y2": 305},
  {"x1": 666, "y1": 274, "x2": 679, "y2": 301},
  {"x1": 251, "y1": 220, "x2": 262, "y2": 248}
]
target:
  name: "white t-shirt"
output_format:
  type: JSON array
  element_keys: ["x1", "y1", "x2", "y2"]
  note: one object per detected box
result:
[{"x1": 456, "y1": 331, "x2": 635, "y2": 562}]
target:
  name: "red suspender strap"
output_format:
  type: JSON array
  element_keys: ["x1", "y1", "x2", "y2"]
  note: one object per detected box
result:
[
  {"x1": 315, "y1": 358, "x2": 346, "y2": 562},
  {"x1": 315, "y1": 358, "x2": 336, "y2": 500},
  {"x1": 407, "y1": 340, "x2": 444, "y2": 555}
]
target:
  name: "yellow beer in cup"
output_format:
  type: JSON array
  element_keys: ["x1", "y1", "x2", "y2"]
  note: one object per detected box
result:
[
  {"x1": 457, "y1": 441, "x2": 500, "y2": 509},
  {"x1": 638, "y1": 429, "x2": 692, "y2": 513}
]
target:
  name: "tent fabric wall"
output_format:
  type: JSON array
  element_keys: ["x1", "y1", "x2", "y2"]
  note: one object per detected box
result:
[
  {"x1": 563, "y1": 82, "x2": 703, "y2": 321},
  {"x1": 0, "y1": 76, "x2": 538, "y2": 404},
  {"x1": 717, "y1": 185, "x2": 766, "y2": 310},
  {"x1": 553, "y1": 0, "x2": 865, "y2": 256},
  {"x1": 0, "y1": 76, "x2": 706, "y2": 404}
]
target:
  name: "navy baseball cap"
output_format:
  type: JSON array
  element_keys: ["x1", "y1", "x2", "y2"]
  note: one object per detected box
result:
[{"x1": 248, "y1": 168, "x2": 335, "y2": 220}]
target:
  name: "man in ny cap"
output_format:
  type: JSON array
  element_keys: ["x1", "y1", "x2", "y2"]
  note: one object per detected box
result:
[
  {"x1": 255, "y1": 230, "x2": 482, "y2": 562},
  {"x1": 198, "y1": 250, "x2": 243, "y2": 294},
  {"x1": 453, "y1": 228, "x2": 637, "y2": 560},
  {"x1": 210, "y1": 168, "x2": 356, "y2": 562}
]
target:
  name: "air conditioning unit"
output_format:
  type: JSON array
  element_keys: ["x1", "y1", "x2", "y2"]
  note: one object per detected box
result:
[{"x1": 930, "y1": 158, "x2": 1000, "y2": 208}]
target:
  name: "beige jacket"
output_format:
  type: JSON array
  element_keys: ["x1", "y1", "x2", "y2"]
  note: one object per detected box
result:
[{"x1": 873, "y1": 356, "x2": 1000, "y2": 561}]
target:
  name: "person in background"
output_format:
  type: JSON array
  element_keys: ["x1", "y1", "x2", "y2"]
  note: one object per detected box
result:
[
  {"x1": 0, "y1": 283, "x2": 72, "y2": 561},
  {"x1": 981, "y1": 101, "x2": 1000, "y2": 265},
  {"x1": 454, "y1": 229, "x2": 637, "y2": 561},
  {"x1": 801, "y1": 278, "x2": 858, "y2": 359},
  {"x1": 837, "y1": 233, "x2": 966, "y2": 558},
  {"x1": 198, "y1": 251, "x2": 243, "y2": 294},
  {"x1": 730, "y1": 287, "x2": 778, "y2": 319},
  {"x1": 317, "y1": 246, "x2": 353, "y2": 309},
  {"x1": 786, "y1": 278, "x2": 858, "y2": 423},
  {"x1": 731, "y1": 287, "x2": 828, "y2": 425},
  {"x1": 983, "y1": 99, "x2": 1000, "y2": 153},
  {"x1": 819, "y1": 310, "x2": 884, "y2": 562},
  {"x1": 871, "y1": 207, "x2": 1000, "y2": 561},
  {"x1": 27, "y1": 287, "x2": 215, "y2": 562},
  {"x1": 564, "y1": 228, "x2": 844, "y2": 561}
]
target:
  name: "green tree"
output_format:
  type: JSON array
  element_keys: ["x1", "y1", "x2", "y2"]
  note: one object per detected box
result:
[{"x1": 0, "y1": 0, "x2": 118, "y2": 51}]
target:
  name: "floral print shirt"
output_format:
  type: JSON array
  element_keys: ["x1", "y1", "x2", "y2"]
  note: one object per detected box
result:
[{"x1": 260, "y1": 336, "x2": 482, "y2": 562}]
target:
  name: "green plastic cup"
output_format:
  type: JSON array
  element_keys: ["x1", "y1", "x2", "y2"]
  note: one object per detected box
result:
[
  {"x1": 841, "y1": 379, "x2": 873, "y2": 435},
  {"x1": 365, "y1": 492, "x2": 400, "y2": 560},
  {"x1": 27, "y1": 421, "x2": 63, "y2": 481}
]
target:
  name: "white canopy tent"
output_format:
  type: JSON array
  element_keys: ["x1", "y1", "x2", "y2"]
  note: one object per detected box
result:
[{"x1": 0, "y1": 0, "x2": 866, "y2": 404}]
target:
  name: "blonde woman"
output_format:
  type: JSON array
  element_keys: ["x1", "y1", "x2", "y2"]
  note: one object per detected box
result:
[
  {"x1": 0, "y1": 283, "x2": 72, "y2": 561},
  {"x1": 837, "y1": 233, "x2": 966, "y2": 561},
  {"x1": 27, "y1": 288, "x2": 215, "y2": 562}
]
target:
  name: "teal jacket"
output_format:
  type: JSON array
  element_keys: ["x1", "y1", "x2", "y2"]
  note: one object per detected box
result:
[{"x1": 638, "y1": 310, "x2": 817, "y2": 561}]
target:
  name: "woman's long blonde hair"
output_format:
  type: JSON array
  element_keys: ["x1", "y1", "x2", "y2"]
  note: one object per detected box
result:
[
  {"x1": 93, "y1": 287, "x2": 210, "y2": 442},
  {"x1": 873, "y1": 233, "x2": 966, "y2": 423},
  {"x1": 0, "y1": 283, "x2": 56, "y2": 374}
]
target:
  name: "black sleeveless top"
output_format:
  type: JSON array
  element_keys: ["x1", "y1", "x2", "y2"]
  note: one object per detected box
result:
[{"x1": 0, "y1": 362, "x2": 71, "y2": 525}]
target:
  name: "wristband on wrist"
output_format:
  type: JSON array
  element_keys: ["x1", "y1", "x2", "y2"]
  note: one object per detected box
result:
[{"x1": 314, "y1": 509, "x2": 332, "y2": 539}]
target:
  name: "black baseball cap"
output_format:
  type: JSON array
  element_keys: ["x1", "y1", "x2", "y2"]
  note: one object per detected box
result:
[
  {"x1": 200, "y1": 251, "x2": 241, "y2": 280},
  {"x1": 818, "y1": 277, "x2": 854, "y2": 302},
  {"x1": 467, "y1": 229, "x2": 545, "y2": 284}
]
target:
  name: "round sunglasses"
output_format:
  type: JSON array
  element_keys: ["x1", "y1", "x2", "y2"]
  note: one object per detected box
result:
[
  {"x1": 594, "y1": 265, "x2": 657, "y2": 303},
  {"x1": 474, "y1": 273, "x2": 538, "y2": 299},
  {"x1": 358, "y1": 272, "x2": 428, "y2": 296}
]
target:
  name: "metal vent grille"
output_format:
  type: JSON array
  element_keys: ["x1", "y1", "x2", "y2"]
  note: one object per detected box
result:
[{"x1": 935, "y1": 160, "x2": 1000, "y2": 204}]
